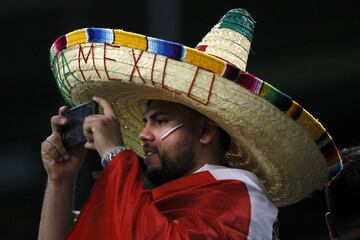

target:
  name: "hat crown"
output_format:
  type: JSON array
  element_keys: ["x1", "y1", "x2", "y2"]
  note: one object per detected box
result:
[
  {"x1": 196, "y1": 8, "x2": 256, "y2": 71},
  {"x1": 218, "y1": 8, "x2": 255, "y2": 41}
]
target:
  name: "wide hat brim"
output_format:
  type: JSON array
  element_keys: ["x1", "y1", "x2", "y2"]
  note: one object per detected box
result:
[{"x1": 50, "y1": 25, "x2": 341, "y2": 206}]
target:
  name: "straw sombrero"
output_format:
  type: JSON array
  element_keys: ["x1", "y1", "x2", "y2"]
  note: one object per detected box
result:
[{"x1": 49, "y1": 9, "x2": 342, "y2": 207}]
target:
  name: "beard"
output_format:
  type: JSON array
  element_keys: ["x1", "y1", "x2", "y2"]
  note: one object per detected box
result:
[{"x1": 145, "y1": 136, "x2": 197, "y2": 186}]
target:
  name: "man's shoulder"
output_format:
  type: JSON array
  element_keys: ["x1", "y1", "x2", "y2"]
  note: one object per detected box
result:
[{"x1": 195, "y1": 164, "x2": 265, "y2": 192}]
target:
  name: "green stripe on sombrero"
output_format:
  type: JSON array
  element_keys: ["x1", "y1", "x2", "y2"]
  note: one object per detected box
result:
[
  {"x1": 218, "y1": 8, "x2": 255, "y2": 42},
  {"x1": 259, "y1": 82, "x2": 293, "y2": 112}
]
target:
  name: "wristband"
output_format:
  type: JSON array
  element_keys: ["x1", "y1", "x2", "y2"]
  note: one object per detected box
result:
[{"x1": 101, "y1": 146, "x2": 129, "y2": 168}]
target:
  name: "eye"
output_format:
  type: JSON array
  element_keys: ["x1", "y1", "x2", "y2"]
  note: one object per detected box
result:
[
  {"x1": 155, "y1": 118, "x2": 167, "y2": 126},
  {"x1": 142, "y1": 118, "x2": 148, "y2": 126}
]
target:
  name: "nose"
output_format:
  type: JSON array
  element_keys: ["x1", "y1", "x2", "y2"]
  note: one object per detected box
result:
[{"x1": 138, "y1": 124, "x2": 155, "y2": 142}]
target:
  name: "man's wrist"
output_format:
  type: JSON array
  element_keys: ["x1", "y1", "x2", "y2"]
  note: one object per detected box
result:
[
  {"x1": 46, "y1": 177, "x2": 76, "y2": 191},
  {"x1": 47, "y1": 175, "x2": 76, "y2": 188},
  {"x1": 101, "y1": 146, "x2": 129, "y2": 168}
]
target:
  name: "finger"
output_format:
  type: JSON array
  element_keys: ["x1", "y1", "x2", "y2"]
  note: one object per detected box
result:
[
  {"x1": 46, "y1": 135, "x2": 70, "y2": 161},
  {"x1": 83, "y1": 116, "x2": 97, "y2": 136},
  {"x1": 58, "y1": 105, "x2": 69, "y2": 115},
  {"x1": 84, "y1": 131, "x2": 94, "y2": 143},
  {"x1": 41, "y1": 139, "x2": 61, "y2": 161},
  {"x1": 93, "y1": 96, "x2": 116, "y2": 117},
  {"x1": 84, "y1": 141, "x2": 96, "y2": 150},
  {"x1": 42, "y1": 139, "x2": 65, "y2": 163},
  {"x1": 83, "y1": 118, "x2": 95, "y2": 140},
  {"x1": 50, "y1": 115, "x2": 68, "y2": 134}
]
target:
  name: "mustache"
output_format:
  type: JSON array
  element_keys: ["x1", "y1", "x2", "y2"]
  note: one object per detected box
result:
[{"x1": 143, "y1": 143, "x2": 158, "y2": 153}]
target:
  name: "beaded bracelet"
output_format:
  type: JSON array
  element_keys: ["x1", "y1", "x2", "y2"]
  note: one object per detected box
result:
[{"x1": 101, "y1": 146, "x2": 129, "y2": 168}]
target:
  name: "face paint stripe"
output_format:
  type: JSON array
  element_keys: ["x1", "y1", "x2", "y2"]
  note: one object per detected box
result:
[{"x1": 160, "y1": 123, "x2": 184, "y2": 140}]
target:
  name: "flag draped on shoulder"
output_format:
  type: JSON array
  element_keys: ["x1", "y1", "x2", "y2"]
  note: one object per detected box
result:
[{"x1": 66, "y1": 150, "x2": 277, "y2": 240}]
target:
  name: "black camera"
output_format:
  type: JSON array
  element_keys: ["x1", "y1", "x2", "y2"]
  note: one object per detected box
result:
[{"x1": 61, "y1": 101, "x2": 98, "y2": 149}]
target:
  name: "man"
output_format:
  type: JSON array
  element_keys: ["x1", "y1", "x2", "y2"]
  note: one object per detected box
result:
[
  {"x1": 40, "y1": 8, "x2": 342, "y2": 239},
  {"x1": 39, "y1": 96, "x2": 277, "y2": 239},
  {"x1": 325, "y1": 146, "x2": 360, "y2": 240}
]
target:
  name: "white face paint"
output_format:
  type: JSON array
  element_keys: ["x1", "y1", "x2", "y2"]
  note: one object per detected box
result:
[{"x1": 160, "y1": 123, "x2": 184, "y2": 140}]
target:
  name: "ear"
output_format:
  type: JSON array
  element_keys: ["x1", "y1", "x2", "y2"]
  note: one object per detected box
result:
[
  {"x1": 199, "y1": 120, "x2": 218, "y2": 145},
  {"x1": 325, "y1": 212, "x2": 339, "y2": 240}
]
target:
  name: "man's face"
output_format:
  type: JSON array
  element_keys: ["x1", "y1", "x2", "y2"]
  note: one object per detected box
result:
[
  {"x1": 326, "y1": 212, "x2": 360, "y2": 240},
  {"x1": 138, "y1": 100, "x2": 203, "y2": 186}
]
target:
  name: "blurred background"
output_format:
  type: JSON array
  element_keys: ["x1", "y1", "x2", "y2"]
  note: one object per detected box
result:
[{"x1": 0, "y1": 0, "x2": 359, "y2": 239}]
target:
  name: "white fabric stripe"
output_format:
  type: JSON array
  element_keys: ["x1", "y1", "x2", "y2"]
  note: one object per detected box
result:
[
  {"x1": 253, "y1": 77, "x2": 264, "y2": 95},
  {"x1": 195, "y1": 164, "x2": 278, "y2": 240},
  {"x1": 160, "y1": 123, "x2": 184, "y2": 140}
]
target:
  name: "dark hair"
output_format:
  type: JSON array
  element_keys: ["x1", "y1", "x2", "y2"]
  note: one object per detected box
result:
[
  {"x1": 325, "y1": 146, "x2": 360, "y2": 225},
  {"x1": 219, "y1": 127, "x2": 231, "y2": 154}
]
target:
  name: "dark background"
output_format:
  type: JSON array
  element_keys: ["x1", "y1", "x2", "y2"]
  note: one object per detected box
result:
[{"x1": 0, "y1": 0, "x2": 359, "y2": 239}]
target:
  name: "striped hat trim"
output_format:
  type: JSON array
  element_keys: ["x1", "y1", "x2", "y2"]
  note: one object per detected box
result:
[{"x1": 50, "y1": 27, "x2": 341, "y2": 177}]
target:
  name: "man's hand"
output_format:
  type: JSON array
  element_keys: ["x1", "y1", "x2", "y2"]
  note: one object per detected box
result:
[
  {"x1": 41, "y1": 106, "x2": 87, "y2": 184},
  {"x1": 83, "y1": 96, "x2": 125, "y2": 158}
]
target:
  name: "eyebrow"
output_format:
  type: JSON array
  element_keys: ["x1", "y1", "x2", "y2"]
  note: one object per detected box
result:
[{"x1": 142, "y1": 111, "x2": 170, "y2": 122}]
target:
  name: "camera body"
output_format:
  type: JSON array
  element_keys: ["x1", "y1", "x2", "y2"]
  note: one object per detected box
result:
[{"x1": 61, "y1": 101, "x2": 98, "y2": 149}]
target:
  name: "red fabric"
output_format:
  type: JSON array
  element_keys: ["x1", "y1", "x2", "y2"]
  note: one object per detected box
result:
[{"x1": 66, "y1": 150, "x2": 252, "y2": 240}]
